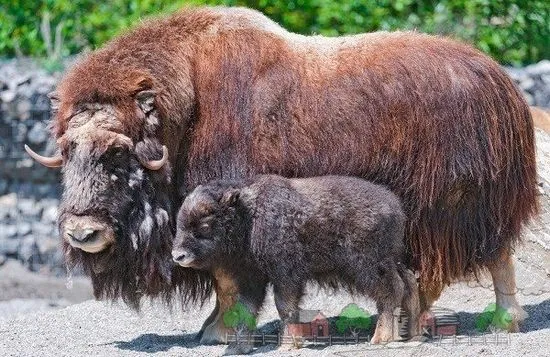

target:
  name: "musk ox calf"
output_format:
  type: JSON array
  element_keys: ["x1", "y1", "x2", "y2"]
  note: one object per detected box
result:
[{"x1": 172, "y1": 175, "x2": 421, "y2": 343}]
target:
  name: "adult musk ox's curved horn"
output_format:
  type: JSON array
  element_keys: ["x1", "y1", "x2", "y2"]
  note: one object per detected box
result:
[
  {"x1": 142, "y1": 145, "x2": 168, "y2": 170},
  {"x1": 24, "y1": 145, "x2": 63, "y2": 168}
]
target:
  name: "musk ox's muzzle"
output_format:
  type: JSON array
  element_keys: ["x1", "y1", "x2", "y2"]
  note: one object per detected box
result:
[{"x1": 60, "y1": 214, "x2": 115, "y2": 253}]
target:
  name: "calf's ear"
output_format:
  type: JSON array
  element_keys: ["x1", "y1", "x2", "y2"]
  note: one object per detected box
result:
[{"x1": 220, "y1": 189, "x2": 240, "y2": 207}]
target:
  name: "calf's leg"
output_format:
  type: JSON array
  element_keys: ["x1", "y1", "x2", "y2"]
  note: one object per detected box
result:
[
  {"x1": 200, "y1": 270, "x2": 239, "y2": 345},
  {"x1": 273, "y1": 282, "x2": 304, "y2": 335},
  {"x1": 200, "y1": 269, "x2": 267, "y2": 345}
]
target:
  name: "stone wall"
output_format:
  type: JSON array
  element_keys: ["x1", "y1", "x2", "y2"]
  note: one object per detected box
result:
[
  {"x1": 0, "y1": 59, "x2": 63, "y2": 273},
  {"x1": 506, "y1": 60, "x2": 550, "y2": 108},
  {"x1": 0, "y1": 57, "x2": 549, "y2": 274}
]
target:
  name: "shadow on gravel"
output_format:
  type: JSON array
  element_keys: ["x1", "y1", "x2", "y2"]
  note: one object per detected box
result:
[
  {"x1": 455, "y1": 299, "x2": 550, "y2": 334},
  {"x1": 112, "y1": 332, "x2": 199, "y2": 353},
  {"x1": 522, "y1": 299, "x2": 550, "y2": 332}
]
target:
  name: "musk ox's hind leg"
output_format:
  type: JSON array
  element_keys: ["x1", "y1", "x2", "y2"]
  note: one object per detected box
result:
[
  {"x1": 488, "y1": 253, "x2": 527, "y2": 332},
  {"x1": 367, "y1": 264, "x2": 405, "y2": 344}
]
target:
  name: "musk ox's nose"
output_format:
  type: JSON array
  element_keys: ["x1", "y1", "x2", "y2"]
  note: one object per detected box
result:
[
  {"x1": 61, "y1": 215, "x2": 115, "y2": 253},
  {"x1": 66, "y1": 228, "x2": 98, "y2": 243}
]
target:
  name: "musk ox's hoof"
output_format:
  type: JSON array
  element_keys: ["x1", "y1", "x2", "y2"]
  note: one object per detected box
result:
[
  {"x1": 199, "y1": 323, "x2": 231, "y2": 345},
  {"x1": 505, "y1": 306, "x2": 528, "y2": 332},
  {"x1": 223, "y1": 342, "x2": 254, "y2": 355}
]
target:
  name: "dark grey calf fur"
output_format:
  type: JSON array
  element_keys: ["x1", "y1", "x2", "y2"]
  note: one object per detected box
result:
[{"x1": 173, "y1": 175, "x2": 420, "y2": 342}]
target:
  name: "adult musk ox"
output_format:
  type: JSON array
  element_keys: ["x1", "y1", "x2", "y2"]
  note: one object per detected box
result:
[
  {"x1": 25, "y1": 6, "x2": 538, "y2": 343},
  {"x1": 172, "y1": 175, "x2": 421, "y2": 343}
]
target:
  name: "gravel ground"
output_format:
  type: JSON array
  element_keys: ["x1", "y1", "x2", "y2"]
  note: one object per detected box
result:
[
  {"x1": 0, "y1": 259, "x2": 93, "y2": 320},
  {"x1": 0, "y1": 281, "x2": 549, "y2": 357},
  {"x1": 1, "y1": 128, "x2": 549, "y2": 356}
]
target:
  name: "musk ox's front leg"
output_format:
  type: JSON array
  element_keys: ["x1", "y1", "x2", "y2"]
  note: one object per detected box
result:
[
  {"x1": 488, "y1": 253, "x2": 527, "y2": 332},
  {"x1": 400, "y1": 267, "x2": 421, "y2": 339},
  {"x1": 197, "y1": 298, "x2": 220, "y2": 341}
]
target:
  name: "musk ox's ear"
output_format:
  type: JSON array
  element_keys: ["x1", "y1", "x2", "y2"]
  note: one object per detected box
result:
[
  {"x1": 220, "y1": 189, "x2": 240, "y2": 207},
  {"x1": 135, "y1": 89, "x2": 156, "y2": 114},
  {"x1": 48, "y1": 91, "x2": 60, "y2": 112}
]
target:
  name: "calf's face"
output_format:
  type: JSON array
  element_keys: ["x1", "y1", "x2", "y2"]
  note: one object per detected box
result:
[{"x1": 172, "y1": 186, "x2": 240, "y2": 269}]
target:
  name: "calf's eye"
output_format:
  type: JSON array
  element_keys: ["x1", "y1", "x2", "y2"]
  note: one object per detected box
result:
[{"x1": 199, "y1": 223, "x2": 210, "y2": 234}]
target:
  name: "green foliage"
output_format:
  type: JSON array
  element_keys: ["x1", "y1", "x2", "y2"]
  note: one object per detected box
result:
[
  {"x1": 335, "y1": 303, "x2": 372, "y2": 336},
  {"x1": 475, "y1": 303, "x2": 513, "y2": 332},
  {"x1": 1, "y1": 0, "x2": 548, "y2": 65},
  {"x1": 222, "y1": 301, "x2": 257, "y2": 331}
]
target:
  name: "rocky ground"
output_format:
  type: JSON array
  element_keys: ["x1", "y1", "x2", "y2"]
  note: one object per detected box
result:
[{"x1": 0, "y1": 270, "x2": 549, "y2": 356}]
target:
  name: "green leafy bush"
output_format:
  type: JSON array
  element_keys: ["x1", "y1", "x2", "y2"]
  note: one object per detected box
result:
[
  {"x1": 335, "y1": 303, "x2": 372, "y2": 337},
  {"x1": 1, "y1": 0, "x2": 548, "y2": 65},
  {"x1": 475, "y1": 303, "x2": 513, "y2": 332},
  {"x1": 222, "y1": 301, "x2": 257, "y2": 332}
]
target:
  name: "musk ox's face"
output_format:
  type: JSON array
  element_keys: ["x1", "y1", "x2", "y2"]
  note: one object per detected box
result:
[
  {"x1": 26, "y1": 97, "x2": 169, "y2": 254},
  {"x1": 173, "y1": 184, "x2": 241, "y2": 269},
  {"x1": 57, "y1": 105, "x2": 169, "y2": 253},
  {"x1": 26, "y1": 96, "x2": 176, "y2": 307}
]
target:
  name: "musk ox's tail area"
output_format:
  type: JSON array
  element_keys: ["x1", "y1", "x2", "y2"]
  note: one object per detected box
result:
[{"x1": 404, "y1": 57, "x2": 539, "y2": 297}]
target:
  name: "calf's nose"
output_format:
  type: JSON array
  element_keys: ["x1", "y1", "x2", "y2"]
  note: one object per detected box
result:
[{"x1": 172, "y1": 250, "x2": 187, "y2": 263}]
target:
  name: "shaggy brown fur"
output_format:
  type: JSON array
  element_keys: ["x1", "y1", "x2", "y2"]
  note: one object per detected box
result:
[{"x1": 48, "y1": 6, "x2": 537, "y2": 324}]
